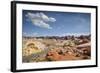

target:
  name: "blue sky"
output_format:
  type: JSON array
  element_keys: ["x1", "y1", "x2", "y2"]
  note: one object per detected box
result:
[{"x1": 22, "y1": 10, "x2": 91, "y2": 37}]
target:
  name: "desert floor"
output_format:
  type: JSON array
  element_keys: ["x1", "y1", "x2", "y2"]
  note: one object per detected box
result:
[{"x1": 22, "y1": 36, "x2": 91, "y2": 63}]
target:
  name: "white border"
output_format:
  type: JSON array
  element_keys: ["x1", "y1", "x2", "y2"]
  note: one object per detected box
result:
[{"x1": 16, "y1": 3, "x2": 96, "y2": 70}]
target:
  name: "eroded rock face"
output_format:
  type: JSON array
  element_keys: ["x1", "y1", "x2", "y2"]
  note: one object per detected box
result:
[
  {"x1": 76, "y1": 42, "x2": 91, "y2": 56},
  {"x1": 82, "y1": 47, "x2": 91, "y2": 56},
  {"x1": 22, "y1": 40, "x2": 46, "y2": 56},
  {"x1": 46, "y1": 43, "x2": 91, "y2": 61},
  {"x1": 26, "y1": 41, "x2": 46, "y2": 50}
]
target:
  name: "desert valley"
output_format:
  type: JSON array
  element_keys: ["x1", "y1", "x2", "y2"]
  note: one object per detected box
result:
[{"x1": 22, "y1": 35, "x2": 91, "y2": 63}]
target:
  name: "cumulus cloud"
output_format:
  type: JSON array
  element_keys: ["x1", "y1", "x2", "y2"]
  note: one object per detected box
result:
[
  {"x1": 31, "y1": 32, "x2": 39, "y2": 37},
  {"x1": 62, "y1": 32, "x2": 90, "y2": 36},
  {"x1": 23, "y1": 32, "x2": 39, "y2": 37},
  {"x1": 26, "y1": 12, "x2": 56, "y2": 29}
]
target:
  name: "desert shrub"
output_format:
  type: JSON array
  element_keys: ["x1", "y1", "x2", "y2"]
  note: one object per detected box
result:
[
  {"x1": 63, "y1": 40, "x2": 75, "y2": 47},
  {"x1": 74, "y1": 40, "x2": 80, "y2": 45}
]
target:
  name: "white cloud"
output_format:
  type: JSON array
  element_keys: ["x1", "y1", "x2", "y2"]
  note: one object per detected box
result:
[
  {"x1": 26, "y1": 12, "x2": 56, "y2": 29},
  {"x1": 62, "y1": 32, "x2": 90, "y2": 36},
  {"x1": 49, "y1": 17, "x2": 56, "y2": 22},
  {"x1": 23, "y1": 32, "x2": 27, "y2": 35},
  {"x1": 32, "y1": 32, "x2": 38, "y2": 36},
  {"x1": 23, "y1": 32, "x2": 39, "y2": 37}
]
